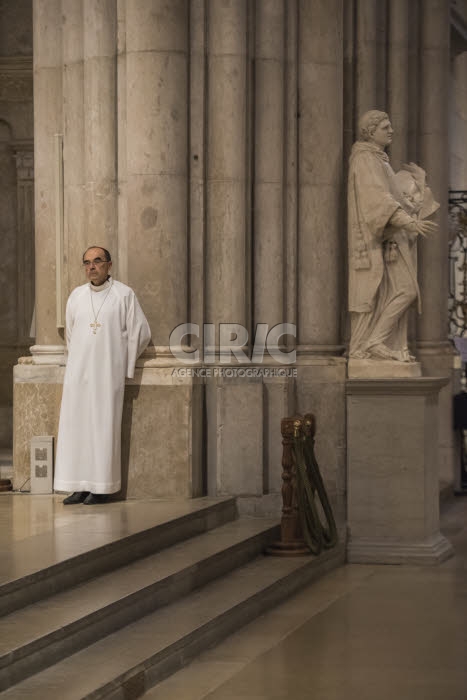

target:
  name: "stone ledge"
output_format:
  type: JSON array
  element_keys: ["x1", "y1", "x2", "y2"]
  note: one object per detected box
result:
[{"x1": 346, "y1": 376, "x2": 450, "y2": 396}]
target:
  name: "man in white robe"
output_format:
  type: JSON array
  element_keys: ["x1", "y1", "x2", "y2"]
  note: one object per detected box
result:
[{"x1": 54, "y1": 246, "x2": 151, "y2": 504}]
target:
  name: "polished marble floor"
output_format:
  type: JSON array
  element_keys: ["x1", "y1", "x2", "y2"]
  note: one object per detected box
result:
[
  {"x1": 143, "y1": 495, "x2": 467, "y2": 700},
  {"x1": 1, "y1": 493, "x2": 467, "y2": 699}
]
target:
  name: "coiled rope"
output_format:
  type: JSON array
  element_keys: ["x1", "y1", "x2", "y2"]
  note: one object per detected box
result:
[{"x1": 293, "y1": 418, "x2": 338, "y2": 555}]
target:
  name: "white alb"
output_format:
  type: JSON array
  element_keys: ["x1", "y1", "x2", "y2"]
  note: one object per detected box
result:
[{"x1": 54, "y1": 278, "x2": 151, "y2": 494}]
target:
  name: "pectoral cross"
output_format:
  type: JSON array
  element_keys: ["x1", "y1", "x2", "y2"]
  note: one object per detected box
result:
[{"x1": 90, "y1": 321, "x2": 101, "y2": 334}]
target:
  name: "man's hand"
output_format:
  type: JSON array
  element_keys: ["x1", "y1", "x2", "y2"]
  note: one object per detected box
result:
[{"x1": 414, "y1": 220, "x2": 438, "y2": 237}]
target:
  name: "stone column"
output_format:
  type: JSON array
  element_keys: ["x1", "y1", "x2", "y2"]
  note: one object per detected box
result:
[
  {"x1": 343, "y1": 0, "x2": 355, "y2": 165},
  {"x1": 83, "y1": 0, "x2": 117, "y2": 267},
  {"x1": 116, "y1": 0, "x2": 128, "y2": 283},
  {"x1": 32, "y1": 0, "x2": 63, "y2": 354},
  {"x1": 460, "y1": 55, "x2": 467, "y2": 188},
  {"x1": 418, "y1": 0, "x2": 449, "y2": 345},
  {"x1": 296, "y1": 0, "x2": 347, "y2": 507},
  {"x1": 125, "y1": 0, "x2": 188, "y2": 342},
  {"x1": 417, "y1": 0, "x2": 455, "y2": 489},
  {"x1": 0, "y1": 125, "x2": 17, "y2": 447},
  {"x1": 407, "y1": 1, "x2": 420, "y2": 164},
  {"x1": 14, "y1": 0, "x2": 64, "y2": 487},
  {"x1": 206, "y1": 0, "x2": 247, "y2": 329},
  {"x1": 14, "y1": 146, "x2": 35, "y2": 343},
  {"x1": 451, "y1": 51, "x2": 467, "y2": 189},
  {"x1": 254, "y1": 0, "x2": 290, "y2": 497},
  {"x1": 0, "y1": 129, "x2": 17, "y2": 346},
  {"x1": 354, "y1": 0, "x2": 378, "y2": 122},
  {"x1": 62, "y1": 0, "x2": 85, "y2": 293},
  {"x1": 254, "y1": 0, "x2": 284, "y2": 331},
  {"x1": 205, "y1": 1, "x2": 264, "y2": 501},
  {"x1": 387, "y1": 0, "x2": 409, "y2": 171},
  {"x1": 297, "y1": 0, "x2": 343, "y2": 353},
  {"x1": 285, "y1": 0, "x2": 298, "y2": 338},
  {"x1": 189, "y1": 0, "x2": 206, "y2": 335}
]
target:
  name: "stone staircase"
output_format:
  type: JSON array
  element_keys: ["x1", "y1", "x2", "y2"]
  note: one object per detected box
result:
[{"x1": 0, "y1": 497, "x2": 345, "y2": 699}]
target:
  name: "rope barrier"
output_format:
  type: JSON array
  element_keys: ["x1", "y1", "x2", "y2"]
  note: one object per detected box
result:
[{"x1": 293, "y1": 415, "x2": 338, "y2": 555}]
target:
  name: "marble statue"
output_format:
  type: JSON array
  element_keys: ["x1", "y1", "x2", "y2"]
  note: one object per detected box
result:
[{"x1": 348, "y1": 110, "x2": 439, "y2": 362}]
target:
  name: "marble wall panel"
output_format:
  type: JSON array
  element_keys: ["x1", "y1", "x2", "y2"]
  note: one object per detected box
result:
[
  {"x1": 122, "y1": 382, "x2": 202, "y2": 499},
  {"x1": 206, "y1": 378, "x2": 263, "y2": 497},
  {"x1": 13, "y1": 381, "x2": 63, "y2": 490},
  {"x1": 14, "y1": 367, "x2": 203, "y2": 498}
]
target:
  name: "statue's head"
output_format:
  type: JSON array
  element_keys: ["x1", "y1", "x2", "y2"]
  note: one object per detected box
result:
[{"x1": 358, "y1": 110, "x2": 390, "y2": 142}]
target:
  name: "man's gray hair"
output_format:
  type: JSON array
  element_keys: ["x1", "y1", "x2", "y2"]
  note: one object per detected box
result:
[{"x1": 358, "y1": 110, "x2": 389, "y2": 142}]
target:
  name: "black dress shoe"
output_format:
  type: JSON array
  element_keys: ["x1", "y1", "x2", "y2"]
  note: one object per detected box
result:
[
  {"x1": 83, "y1": 493, "x2": 108, "y2": 505},
  {"x1": 63, "y1": 491, "x2": 89, "y2": 505}
]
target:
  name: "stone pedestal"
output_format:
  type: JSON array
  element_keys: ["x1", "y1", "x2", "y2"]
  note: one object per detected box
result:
[
  {"x1": 13, "y1": 362, "x2": 203, "y2": 499},
  {"x1": 346, "y1": 377, "x2": 453, "y2": 564}
]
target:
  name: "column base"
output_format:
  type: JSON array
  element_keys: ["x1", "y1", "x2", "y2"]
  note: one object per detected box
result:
[{"x1": 347, "y1": 532, "x2": 453, "y2": 565}]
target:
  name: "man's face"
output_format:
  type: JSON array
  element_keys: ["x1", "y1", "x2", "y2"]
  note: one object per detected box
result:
[
  {"x1": 83, "y1": 247, "x2": 112, "y2": 286},
  {"x1": 370, "y1": 119, "x2": 393, "y2": 149}
]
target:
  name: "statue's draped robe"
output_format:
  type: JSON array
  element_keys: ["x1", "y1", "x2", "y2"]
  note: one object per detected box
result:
[
  {"x1": 54, "y1": 278, "x2": 151, "y2": 494},
  {"x1": 347, "y1": 142, "x2": 421, "y2": 359}
]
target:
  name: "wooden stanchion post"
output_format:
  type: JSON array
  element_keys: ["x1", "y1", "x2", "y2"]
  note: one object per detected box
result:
[{"x1": 266, "y1": 415, "x2": 310, "y2": 556}]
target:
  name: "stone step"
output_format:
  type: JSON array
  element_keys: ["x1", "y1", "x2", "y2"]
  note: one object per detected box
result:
[
  {"x1": 1, "y1": 542, "x2": 345, "y2": 699},
  {"x1": 0, "y1": 517, "x2": 280, "y2": 692},
  {"x1": 0, "y1": 497, "x2": 237, "y2": 617}
]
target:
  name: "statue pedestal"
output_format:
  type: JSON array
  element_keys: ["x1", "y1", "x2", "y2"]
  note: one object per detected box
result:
[{"x1": 346, "y1": 377, "x2": 453, "y2": 564}]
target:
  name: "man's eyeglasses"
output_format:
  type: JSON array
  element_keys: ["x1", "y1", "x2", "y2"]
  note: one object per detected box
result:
[{"x1": 82, "y1": 258, "x2": 109, "y2": 267}]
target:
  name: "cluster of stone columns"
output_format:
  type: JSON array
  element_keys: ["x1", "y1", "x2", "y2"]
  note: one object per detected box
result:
[
  {"x1": 345, "y1": 0, "x2": 450, "y2": 359},
  {"x1": 31, "y1": 0, "x2": 350, "y2": 357},
  {"x1": 344, "y1": 0, "x2": 455, "y2": 487},
  {"x1": 18, "y1": 0, "x2": 457, "y2": 501}
]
